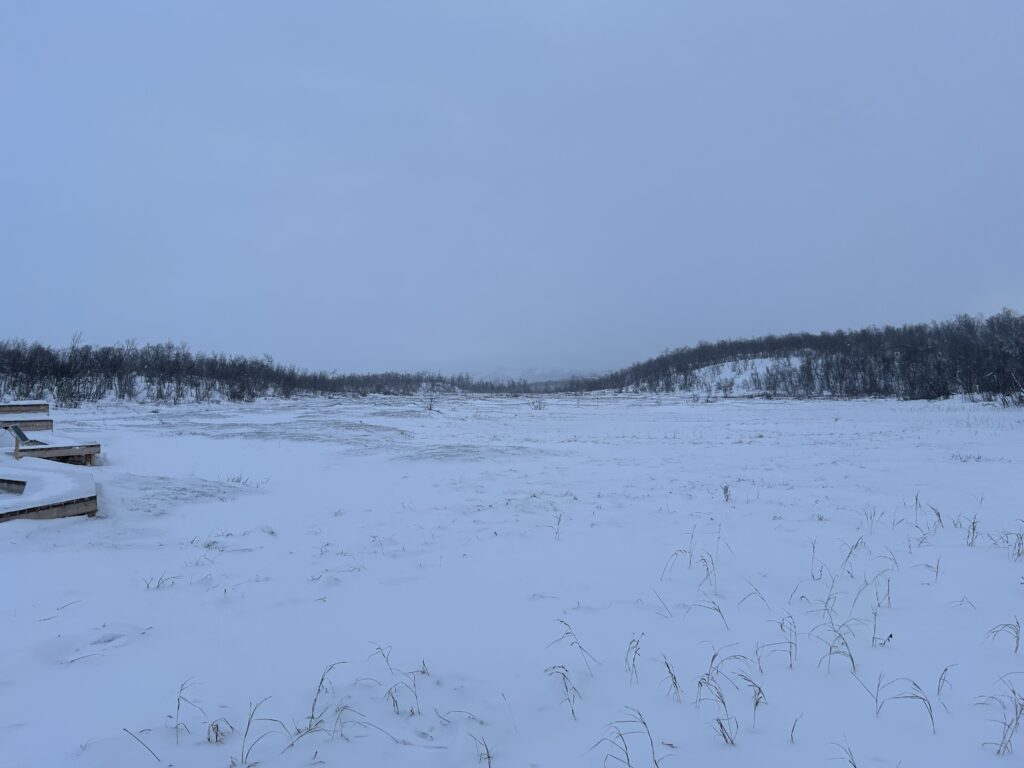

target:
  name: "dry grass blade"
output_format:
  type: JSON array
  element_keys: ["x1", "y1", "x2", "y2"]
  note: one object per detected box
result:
[
  {"x1": 549, "y1": 620, "x2": 601, "y2": 675},
  {"x1": 122, "y1": 728, "x2": 161, "y2": 763},
  {"x1": 987, "y1": 618, "x2": 1022, "y2": 654}
]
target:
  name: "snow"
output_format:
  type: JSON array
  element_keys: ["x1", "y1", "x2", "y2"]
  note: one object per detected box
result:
[{"x1": 1, "y1": 395, "x2": 1022, "y2": 767}]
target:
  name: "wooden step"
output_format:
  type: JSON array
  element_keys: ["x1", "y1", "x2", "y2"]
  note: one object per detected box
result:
[
  {"x1": 0, "y1": 401, "x2": 49, "y2": 415},
  {"x1": 0, "y1": 417, "x2": 54, "y2": 432},
  {"x1": 0, "y1": 494, "x2": 97, "y2": 522},
  {"x1": 16, "y1": 442, "x2": 101, "y2": 466}
]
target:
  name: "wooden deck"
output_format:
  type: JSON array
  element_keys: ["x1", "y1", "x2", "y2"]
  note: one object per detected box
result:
[
  {"x1": 15, "y1": 442, "x2": 101, "y2": 466},
  {"x1": 2, "y1": 403, "x2": 100, "y2": 465},
  {"x1": 0, "y1": 401, "x2": 101, "y2": 521},
  {"x1": 0, "y1": 402, "x2": 54, "y2": 432},
  {"x1": 0, "y1": 454, "x2": 99, "y2": 523},
  {"x1": 0, "y1": 401, "x2": 50, "y2": 415}
]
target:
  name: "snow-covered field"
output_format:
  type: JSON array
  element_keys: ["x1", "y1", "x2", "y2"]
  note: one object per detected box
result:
[{"x1": 1, "y1": 395, "x2": 1022, "y2": 767}]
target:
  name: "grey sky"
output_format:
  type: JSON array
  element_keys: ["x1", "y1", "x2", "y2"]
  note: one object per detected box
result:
[{"x1": 2, "y1": 2, "x2": 1021, "y2": 378}]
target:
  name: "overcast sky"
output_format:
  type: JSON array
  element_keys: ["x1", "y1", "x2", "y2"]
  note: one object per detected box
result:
[{"x1": 2, "y1": 2, "x2": 1021, "y2": 378}]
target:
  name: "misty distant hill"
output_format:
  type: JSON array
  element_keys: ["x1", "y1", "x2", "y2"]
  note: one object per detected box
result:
[
  {"x1": 566, "y1": 309, "x2": 1023, "y2": 404},
  {"x1": 1, "y1": 310, "x2": 1021, "y2": 406}
]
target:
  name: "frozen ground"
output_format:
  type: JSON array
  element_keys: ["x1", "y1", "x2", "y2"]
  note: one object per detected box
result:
[{"x1": 1, "y1": 395, "x2": 1022, "y2": 767}]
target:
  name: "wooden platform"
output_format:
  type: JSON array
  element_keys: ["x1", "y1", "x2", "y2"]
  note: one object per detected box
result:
[
  {"x1": 2, "y1": 402, "x2": 99, "y2": 465},
  {"x1": 0, "y1": 401, "x2": 50, "y2": 415},
  {"x1": 0, "y1": 454, "x2": 98, "y2": 523},
  {"x1": 0, "y1": 494, "x2": 97, "y2": 523},
  {"x1": 15, "y1": 441, "x2": 101, "y2": 466},
  {"x1": 0, "y1": 477, "x2": 26, "y2": 493},
  {"x1": 0, "y1": 402, "x2": 101, "y2": 521},
  {"x1": 0, "y1": 402, "x2": 54, "y2": 432},
  {"x1": 0, "y1": 417, "x2": 54, "y2": 431}
]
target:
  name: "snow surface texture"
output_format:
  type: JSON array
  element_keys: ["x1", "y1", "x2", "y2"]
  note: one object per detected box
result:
[{"x1": 1, "y1": 395, "x2": 1022, "y2": 767}]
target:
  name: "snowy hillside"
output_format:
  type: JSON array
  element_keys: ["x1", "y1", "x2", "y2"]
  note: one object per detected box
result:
[
  {"x1": 646, "y1": 356, "x2": 805, "y2": 397},
  {"x1": 1, "y1": 395, "x2": 1022, "y2": 767}
]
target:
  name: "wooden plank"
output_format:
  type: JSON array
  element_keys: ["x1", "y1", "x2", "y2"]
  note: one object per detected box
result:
[
  {"x1": 16, "y1": 444, "x2": 101, "y2": 460},
  {"x1": 0, "y1": 418, "x2": 54, "y2": 431},
  {"x1": 0, "y1": 495, "x2": 97, "y2": 523},
  {"x1": 0, "y1": 402, "x2": 49, "y2": 415},
  {"x1": 0, "y1": 478, "x2": 27, "y2": 493}
]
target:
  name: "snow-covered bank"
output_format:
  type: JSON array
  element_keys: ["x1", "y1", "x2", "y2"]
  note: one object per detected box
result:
[{"x1": 1, "y1": 395, "x2": 1022, "y2": 767}]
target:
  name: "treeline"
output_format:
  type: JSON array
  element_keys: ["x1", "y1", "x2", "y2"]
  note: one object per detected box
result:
[
  {"x1": 2, "y1": 311, "x2": 1022, "y2": 406},
  {"x1": 566, "y1": 310, "x2": 1024, "y2": 403},
  {"x1": 0, "y1": 340, "x2": 529, "y2": 405}
]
